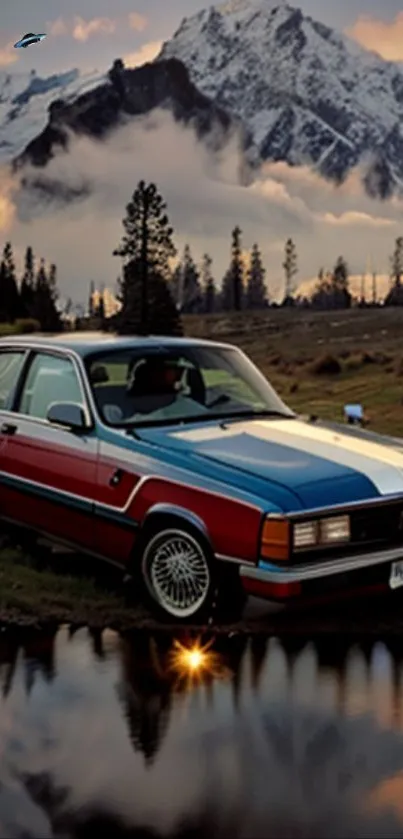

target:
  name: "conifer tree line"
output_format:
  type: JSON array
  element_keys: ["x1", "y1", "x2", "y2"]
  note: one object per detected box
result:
[
  {"x1": 0, "y1": 243, "x2": 62, "y2": 331},
  {"x1": 6, "y1": 181, "x2": 403, "y2": 340},
  {"x1": 112, "y1": 180, "x2": 403, "y2": 335}
]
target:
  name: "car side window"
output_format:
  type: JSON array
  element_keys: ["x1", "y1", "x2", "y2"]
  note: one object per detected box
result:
[
  {"x1": 0, "y1": 351, "x2": 27, "y2": 410},
  {"x1": 18, "y1": 352, "x2": 83, "y2": 420}
]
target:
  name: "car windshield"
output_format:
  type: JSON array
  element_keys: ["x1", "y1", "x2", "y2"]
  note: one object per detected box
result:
[{"x1": 85, "y1": 344, "x2": 294, "y2": 428}]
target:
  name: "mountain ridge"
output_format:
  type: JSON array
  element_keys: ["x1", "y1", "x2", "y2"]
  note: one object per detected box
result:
[
  {"x1": 158, "y1": 0, "x2": 403, "y2": 195},
  {"x1": 2, "y1": 1, "x2": 403, "y2": 199}
]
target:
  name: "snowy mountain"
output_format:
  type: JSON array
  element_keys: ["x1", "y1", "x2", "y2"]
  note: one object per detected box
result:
[
  {"x1": 12, "y1": 58, "x2": 236, "y2": 176},
  {"x1": 3, "y1": 1, "x2": 403, "y2": 199},
  {"x1": 158, "y1": 0, "x2": 403, "y2": 195},
  {"x1": 0, "y1": 67, "x2": 105, "y2": 163}
]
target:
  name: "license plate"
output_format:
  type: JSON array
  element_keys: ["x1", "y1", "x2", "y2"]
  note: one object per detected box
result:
[{"x1": 389, "y1": 561, "x2": 403, "y2": 588}]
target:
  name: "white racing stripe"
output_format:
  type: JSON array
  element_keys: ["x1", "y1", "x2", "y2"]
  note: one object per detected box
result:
[
  {"x1": 173, "y1": 419, "x2": 403, "y2": 496},
  {"x1": 252, "y1": 420, "x2": 403, "y2": 496}
]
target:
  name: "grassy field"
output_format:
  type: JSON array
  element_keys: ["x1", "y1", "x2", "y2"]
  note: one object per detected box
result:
[
  {"x1": 2, "y1": 542, "x2": 403, "y2": 634},
  {"x1": 184, "y1": 307, "x2": 403, "y2": 436},
  {"x1": 0, "y1": 544, "x2": 156, "y2": 630}
]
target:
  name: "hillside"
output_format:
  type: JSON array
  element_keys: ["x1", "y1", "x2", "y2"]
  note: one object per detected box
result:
[{"x1": 184, "y1": 306, "x2": 403, "y2": 436}]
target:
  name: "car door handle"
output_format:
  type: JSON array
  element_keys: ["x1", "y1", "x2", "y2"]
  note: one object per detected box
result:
[
  {"x1": 0, "y1": 422, "x2": 17, "y2": 435},
  {"x1": 109, "y1": 468, "x2": 124, "y2": 487}
]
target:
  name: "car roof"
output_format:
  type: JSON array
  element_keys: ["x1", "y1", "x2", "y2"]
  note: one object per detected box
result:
[{"x1": 0, "y1": 332, "x2": 234, "y2": 358}]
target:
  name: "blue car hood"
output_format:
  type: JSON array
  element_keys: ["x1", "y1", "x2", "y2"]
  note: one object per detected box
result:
[{"x1": 137, "y1": 416, "x2": 403, "y2": 509}]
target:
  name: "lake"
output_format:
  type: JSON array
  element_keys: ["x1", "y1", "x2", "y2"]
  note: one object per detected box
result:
[{"x1": 1, "y1": 627, "x2": 403, "y2": 837}]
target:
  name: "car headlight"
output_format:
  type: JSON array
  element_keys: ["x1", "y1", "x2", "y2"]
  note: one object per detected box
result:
[
  {"x1": 293, "y1": 520, "x2": 319, "y2": 548},
  {"x1": 293, "y1": 515, "x2": 350, "y2": 549},
  {"x1": 320, "y1": 515, "x2": 350, "y2": 544}
]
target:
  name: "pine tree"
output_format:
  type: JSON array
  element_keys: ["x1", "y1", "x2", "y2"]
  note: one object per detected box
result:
[
  {"x1": 117, "y1": 259, "x2": 182, "y2": 335},
  {"x1": 180, "y1": 245, "x2": 202, "y2": 313},
  {"x1": 282, "y1": 238, "x2": 298, "y2": 303},
  {"x1": 0, "y1": 243, "x2": 21, "y2": 322},
  {"x1": 114, "y1": 180, "x2": 181, "y2": 334},
  {"x1": 390, "y1": 237, "x2": 403, "y2": 286},
  {"x1": 200, "y1": 253, "x2": 216, "y2": 313},
  {"x1": 246, "y1": 243, "x2": 267, "y2": 309},
  {"x1": 331, "y1": 256, "x2": 351, "y2": 308},
  {"x1": 385, "y1": 238, "x2": 403, "y2": 304},
  {"x1": 231, "y1": 226, "x2": 243, "y2": 311},
  {"x1": 96, "y1": 289, "x2": 106, "y2": 320},
  {"x1": 88, "y1": 280, "x2": 95, "y2": 316},
  {"x1": 310, "y1": 267, "x2": 332, "y2": 309},
  {"x1": 20, "y1": 246, "x2": 35, "y2": 318},
  {"x1": 33, "y1": 259, "x2": 62, "y2": 331},
  {"x1": 220, "y1": 268, "x2": 234, "y2": 311},
  {"x1": 0, "y1": 262, "x2": 7, "y2": 323},
  {"x1": 170, "y1": 264, "x2": 182, "y2": 309}
]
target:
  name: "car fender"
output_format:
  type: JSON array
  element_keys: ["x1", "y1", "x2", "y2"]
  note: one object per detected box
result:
[{"x1": 140, "y1": 502, "x2": 211, "y2": 545}]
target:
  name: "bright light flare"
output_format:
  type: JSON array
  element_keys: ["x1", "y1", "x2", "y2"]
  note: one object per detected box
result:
[
  {"x1": 185, "y1": 648, "x2": 204, "y2": 670},
  {"x1": 168, "y1": 637, "x2": 228, "y2": 687}
]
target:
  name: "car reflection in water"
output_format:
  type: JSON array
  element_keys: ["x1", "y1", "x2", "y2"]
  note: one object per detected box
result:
[{"x1": 1, "y1": 629, "x2": 403, "y2": 836}]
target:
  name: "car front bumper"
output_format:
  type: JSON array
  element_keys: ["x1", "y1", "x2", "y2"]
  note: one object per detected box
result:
[{"x1": 239, "y1": 545, "x2": 403, "y2": 602}]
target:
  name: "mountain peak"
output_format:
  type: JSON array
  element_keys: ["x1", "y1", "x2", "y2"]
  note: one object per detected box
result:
[{"x1": 158, "y1": 1, "x2": 403, "y2": 193}]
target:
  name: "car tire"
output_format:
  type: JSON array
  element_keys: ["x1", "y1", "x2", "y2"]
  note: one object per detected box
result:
[{"x1": 137, "y1": 524, "x2": 246, "y2": 625}]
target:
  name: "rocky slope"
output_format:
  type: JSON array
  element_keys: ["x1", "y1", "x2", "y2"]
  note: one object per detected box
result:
[
  {"x1": 158, "y1": 0, "x2": 403, "y2": 196},
  {"x1": 11, "y1": 58, "x2": 242, "y2": 174},
  {"x1": 0, "y1": 67, "x2": 104, "y2": 163}
]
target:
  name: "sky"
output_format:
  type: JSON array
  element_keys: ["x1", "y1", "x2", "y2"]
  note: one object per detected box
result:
[
  {"x1": 2, "y1": 0, "x2": 403, "y2": 75},
  {"x1": 1, "y1": 1, "x2": 403, "y2": 304}
]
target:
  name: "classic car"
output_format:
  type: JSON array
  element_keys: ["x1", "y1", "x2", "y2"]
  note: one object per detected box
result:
[{"x1": 1, "y1": 332, "x2": 403, "y2": 623}]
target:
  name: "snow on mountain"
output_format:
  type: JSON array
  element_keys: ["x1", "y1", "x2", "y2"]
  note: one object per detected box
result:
[
  {"x1": 0, "y1": 67, "x2": 105, "y2": 163},
  {"x1": 158, "y1": 0, "x2": 403, "y2": 193}
]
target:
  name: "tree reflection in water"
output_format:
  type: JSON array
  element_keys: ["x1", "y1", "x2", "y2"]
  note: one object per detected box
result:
[{"x1": 0, "y1": 631, "x2": 402, "y2": 836}]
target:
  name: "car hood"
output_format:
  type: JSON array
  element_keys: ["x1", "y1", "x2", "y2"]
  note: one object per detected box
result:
[{"x1": 136, "y1": 416, "x2": 403, "y2": 510}]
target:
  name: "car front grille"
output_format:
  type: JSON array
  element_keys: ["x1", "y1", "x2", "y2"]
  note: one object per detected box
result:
[{"x1": 290, "y1": 499, "x2": 403, "y2": 564}]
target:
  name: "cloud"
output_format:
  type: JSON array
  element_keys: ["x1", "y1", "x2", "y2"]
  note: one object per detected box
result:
[
  {"x1": 2, "y1": 109, "x2": 403, "y2": 305},
  {"x1": 320, "y1": 211, "x2": 396, "y2": 228},
  {"x1": 123, "y1": 41, "x2": 162, "y2": 68},
  {"x1": 0, "y1": 42, "x2": 17, "y2": 67},
  {"x1": 128, "y1": 13, "x2": 148, "y2": 32},
  {"x1": 47, "y1": 18, "x2": 69, "y2": 37},
  {"x1": 346, "y1": 12, "x2": 403, "y2": 61},
  {"x1": 72, "y1": 16, "x2": 116, "y2": 42}
]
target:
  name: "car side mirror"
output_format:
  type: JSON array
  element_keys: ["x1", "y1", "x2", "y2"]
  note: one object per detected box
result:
[{"x1": 47, "y1": 402, "x2": 89, "y2": 432}]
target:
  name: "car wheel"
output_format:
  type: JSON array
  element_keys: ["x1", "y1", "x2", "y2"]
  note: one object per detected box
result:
[
  {"x1": 140, "y1": 527, "x2": 214, "y2": 623},
  {"x1": 138, "y1": 525, "x2": 245, "y2": 624}
]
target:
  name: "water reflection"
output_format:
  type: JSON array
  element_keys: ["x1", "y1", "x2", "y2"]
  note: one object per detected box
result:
[{"x1": 1, "y1": 629, "x2": 403, "y2": 836}]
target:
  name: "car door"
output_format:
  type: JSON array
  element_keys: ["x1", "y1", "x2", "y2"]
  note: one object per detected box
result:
[
  {"x1": 0, "y1": 349, "x2": 98, "y2": 552},
  {"x1": 0, "y1": 348, "x2": 31, "y2": 509}
]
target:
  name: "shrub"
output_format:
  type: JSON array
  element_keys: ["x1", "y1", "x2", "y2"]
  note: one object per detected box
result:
[
  {"x1": 0, "y1": 323, "x2": 19, "y2": 336},
  {"x1": 360, "y1": 351, "x2": 376, "y2": 364},
  {"x1": 14, "y1": 318, "x2": 40, "y2": 334},
  {"x1": 0, "y1": 319, "x2": 40, "y2": 336},
  {"x1": 345, "y1": 354, "x2": 363, "y2": 371},
  {"x1": 310, "y1": 354, "x2": 341, "y2": 375}
]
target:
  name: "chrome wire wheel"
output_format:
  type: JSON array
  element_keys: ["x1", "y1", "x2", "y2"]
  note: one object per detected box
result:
[{"x1": 141, "y1": 529, "x2": 211, "y2": 619}]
